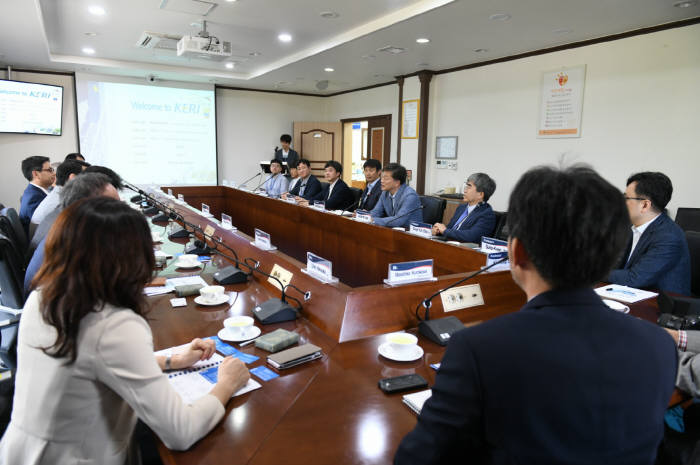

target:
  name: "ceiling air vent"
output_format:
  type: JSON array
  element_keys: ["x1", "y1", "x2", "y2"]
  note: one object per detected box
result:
[
  {"x1": 136, "y1": 31, "x2": 183, "y2": 51},
  {"x1": 376, "y1": 45, "x2": 406, "y2": 55}
]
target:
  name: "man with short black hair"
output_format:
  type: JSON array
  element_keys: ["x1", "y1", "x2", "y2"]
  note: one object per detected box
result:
[
  {"x1": 432, "y1": 172, "x2": 497, "y2": 243},
  {"x1": 19, "y1": 156, "x2": 55, "y2": 233},
  {"x1": 274, "y1": 134, "x2": 299, "y2": 169},
  {"x1": 261, "y1": 159, "x2": 289, "y2": 197},
  {"x1": 30, "y1": 160, "x2": 86, "y2": 228},
  {"x1": 395, "y1": 165, "x2": 677, "y2": 465},
  {"x1": 358, "y1": 159, "x2": 382, "y2": 211},
  {"x1": 369, "y1": 163, "x2": 422, "y2": 228},
  {"x1": 84, "y1": 165, "x2": 123, "y2": 190},
  {"x1": 608, "y1": 171, "x2": 690, "y2": 295},
  {"x1": 283, "y1": 159, "x2": 321, "y2": 200},
  {"x1": 300, "y1": 160, "x2": 354, "y2": 211},
  {"x1": 64, "y1": 153, "x2": 86, "y2": 162}
]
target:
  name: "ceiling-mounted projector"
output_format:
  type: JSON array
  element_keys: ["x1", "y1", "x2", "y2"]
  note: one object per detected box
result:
[{"x1": 177, "y1": 35, "x2": 232, "y2": 60}]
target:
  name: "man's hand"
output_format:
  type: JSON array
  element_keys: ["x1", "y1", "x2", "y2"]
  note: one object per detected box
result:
[{"x1": 432, "y1": 223, "x2": 447, "y2": 235}]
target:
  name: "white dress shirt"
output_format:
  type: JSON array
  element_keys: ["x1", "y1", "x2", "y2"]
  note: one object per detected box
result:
[{"x1": 627, "y1": 214, "x2": 660, "y2": 262}]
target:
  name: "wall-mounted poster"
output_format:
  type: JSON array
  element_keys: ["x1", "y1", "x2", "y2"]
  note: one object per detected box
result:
[
  {"x1": 402, "y1": 99, "x2": 419, "y2": 139},
  {"x1": 537, "y1": 65, "x2": 586, "y2": 138}
]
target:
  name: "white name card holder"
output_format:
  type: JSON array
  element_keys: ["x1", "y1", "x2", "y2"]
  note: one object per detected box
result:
[
  {"x1": 480, "y1": 237, "x2": 507, "y2": 254},
  {"x1": 201, "y1": 203, "x2": 214, "y2": 218},
  {"x1": 384, "y1": 259, "x2": 437, "y2": 286},
  {"x1": 354, "y1": 209, "x2": 372, "y2": 223},
  {"x1": 409, "y1": 221, "x2": 432, "y2": 238},
  {"x1": 167, "y1": 188, "x2": 174, "y2": 198},
  {"x1": 177, "y1": 194, "x2": 186, "y2": 204},
  {"x1": 485, "y1": 251, "x2": 510, "y2": 272},
  {"x1": 313, "y1": 200, "x2": 325, "y2": 210},
  {"x1": 301, "y1": 252, "x2": 339, "y2": 284},
  {"x1": 251, "y1": 228, "x2": 277, "y2": 251},
  {"x1": 220, "y1": 213, "x2": 236, "y2": 231}
]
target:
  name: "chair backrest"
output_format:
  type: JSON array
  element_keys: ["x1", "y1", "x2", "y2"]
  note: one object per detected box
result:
[
  {"x1": 419, "y1": 196, "x2": 446, "y2": 225},
  {"x1": 677, "y1": 208, "x2": 700, "y2": 233},
  {"x1": 0, "y1": 234, "x2": 25, "y2": 309},
  {"x1": 687, "y1": 231, "x2": 700, "y2": 297},
  {"x1": 0, "y1": 208, "x2": 28, "y2": 260},
  {"x1": 349, "y1": 187, "x2": 362, "y2": 211},
  {"x1": 493, "y1": 211, "x2": 509, "y2": 241}
]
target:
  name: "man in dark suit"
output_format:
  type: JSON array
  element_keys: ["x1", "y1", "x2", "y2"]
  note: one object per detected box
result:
[
  {"x1": 369, "y1": 163, "x2": 422, "y2": 228},
  {"x1": 608, "y1": 171, "x2": 691, "y2": 295},
  {"x1": 282, "y1": 158, "x2": 321, "y2": 201},
  {"x1": 19, "y1": 155, "x2": 55, "y2": 234},
  {"x1": 432, "y1": 172, "x2": 496, "y2": 243},
  {"x1": 274, "y1": 134, "x2": 299, "y2": 169},
  {"x1": 357, "y1": 159, "x2": 382, "y2": 211},
  {"x1": 395, "y1": 166, "x2": 677, "y2": 465},
  {"x1": 299, "y1": 160, "x2": 355, "y2": 211}
]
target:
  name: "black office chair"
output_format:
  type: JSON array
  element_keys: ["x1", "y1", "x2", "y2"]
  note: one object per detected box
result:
[
  {"x1": 677, "y1": 208, "x2": 700, "y2": 233},
  {"x1": 687, "y1": 231, "x2": 700, "y2": 297},
  {"x1": 493, "y1": 211, "x2": 508, "y2": 240},
  {"x1": 0, "y1": 234, "x2": 25, "y2": 310},
  {"x1": 420, "y1": 196, "x2": 446, "y2": 225},
  {"x1": 0, "y1": 208, "x2": 28, "y2": 263},
  {"x1": 349, "y1": 187, "x2": 362, "y2": 212}
]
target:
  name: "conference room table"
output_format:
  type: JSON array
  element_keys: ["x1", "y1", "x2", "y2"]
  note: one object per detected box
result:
[{"x1": 142, "y1": 186, "x2": 676, "y2": 465}]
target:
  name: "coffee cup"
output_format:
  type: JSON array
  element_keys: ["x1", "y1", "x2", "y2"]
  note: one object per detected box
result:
[
  {"x1": 151, "y1": 231, "x2": 162, "y2": 243},
  {"x1": 386, "y1": 332, "x2": 418, "y2": 356},
  {"x1": 224, "y1": 315, "x2": 254, "y2": 338},
  {"x1": 199, "y1": 285, "x2": 225, "y2": 303},
  {"x1": 178, "y1": 254, "x2": 199, "y2": 267}
]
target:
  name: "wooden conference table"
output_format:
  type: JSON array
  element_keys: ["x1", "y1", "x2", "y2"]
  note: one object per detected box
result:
[{"x1": 145, "y1": 186, "x2": 668, "y2": 465}]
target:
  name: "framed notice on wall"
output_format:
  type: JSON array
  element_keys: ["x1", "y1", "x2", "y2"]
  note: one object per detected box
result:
[
  {"x1": 402, "y1": 99, "x2": 419, "y2": 139},
  {"x1": 537, "y1": 65, "x2": 586, "y2": 138}
]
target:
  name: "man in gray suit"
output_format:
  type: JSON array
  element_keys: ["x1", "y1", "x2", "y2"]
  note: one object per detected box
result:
[{"x1": 369, "y1": 163, "x2": 422, "y2": 228}]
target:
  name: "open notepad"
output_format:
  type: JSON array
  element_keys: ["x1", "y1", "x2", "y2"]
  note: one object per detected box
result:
[
  {"x1": 402, "y1": 389, "x2": 432, "y2": 415},
  {"x1": 155, "y1": 345, "x2": 261, "y2": 405}
]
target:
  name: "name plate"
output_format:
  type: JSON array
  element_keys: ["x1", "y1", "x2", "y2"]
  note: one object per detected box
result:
[
  {"x1": 302, "y1": 252, "x2": 339, "y2": 284},
  {"x1": 167, "y1": 188, "x2": 173, "y2": 197},
  {"x1": 384, "y1": 259, "x2": 436, "y2": 286},
  {"x1": 481, "y1": 237, "x2": 507, "y2": 253},
  {"x1": 221, "y1": 213, "x2": 236, "y2": 230},
  {"x1": 313, "y1": 200, "x2": 325, "y2": 210},
  {"x1": 253, "y1": 228, "x2": 274, "y2": 250},
  {"x1": 177, "y1": 193, "x2": 185, "y2": 203},
  {"x1": 409, "y1": 221, "x2": 432, "y2": 238},
  {"x1": 355, "y1": 209, "x2": 372, "y2": 223},
  {"x1": 486, "y1": 251, "x2": 510, "y2": 271},
  {"x1": 201, "y1": 203, "x2": 211, "y2": 216}
]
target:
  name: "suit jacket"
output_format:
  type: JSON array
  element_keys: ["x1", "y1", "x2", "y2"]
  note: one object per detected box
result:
[
  {"x1": 442, "y1": 202, "x2": 496, "y2": 243},
  {"x1": 19, "y1": 184, "x2": 47, "y2": 234},
  {"x1": 288, "y1": 175, "x2": 322, "y2": 200},
  {"x1": 370, "y1": 184, "x2": 422, "y2": 228},
  {"x1": 310, "y1": 179, "x2": 355, "y2": 211},
  {"x1": 608, "y1": 213, "x2": 691, "y2": 295},
  {"x1": 358, "y1": 180, "x2": 382, "y2": 211},
  {"x1": 274, "y1": 149, "x2": 299, "y2": 169},
  {"x1": 395, "y1": 288, "x2": 677, "y2": 465}
]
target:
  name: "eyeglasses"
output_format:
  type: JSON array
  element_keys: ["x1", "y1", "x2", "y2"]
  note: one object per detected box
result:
[
  {"x1": 39, "y1": 167, "x2": 55, "y2": 173},
  {"x1": 623, "y1": 196, "x2": 647, "y2": 201}
]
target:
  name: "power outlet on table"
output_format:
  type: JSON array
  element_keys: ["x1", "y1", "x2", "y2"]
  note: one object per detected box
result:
[
  {"x1": 440, "y1": 284, "x2": 484, "y2": 312},
  {"x1": 268, "y1": 264, "x2": 293, "y2": 291}
]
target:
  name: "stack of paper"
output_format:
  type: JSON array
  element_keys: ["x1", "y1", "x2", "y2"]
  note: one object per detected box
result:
[
  {"x1": 594, "y1": 284, "x2": 658, "y2": 303},
  {"x1": 402, "y1": 389, "x2": 432, "y2": 415}
]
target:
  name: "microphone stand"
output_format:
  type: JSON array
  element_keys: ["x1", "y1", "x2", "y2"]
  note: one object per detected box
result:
[
  {"x1": 385, "y1": 205, "x2": 424, "y2": 227},
  {"x1": 239, "y1": 171, "x2": 262, "y2": 189}
]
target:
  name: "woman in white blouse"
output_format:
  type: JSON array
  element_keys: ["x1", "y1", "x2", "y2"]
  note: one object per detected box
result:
[{"x1": 0, "y1": 197, "x2": 250, "y2": 465}]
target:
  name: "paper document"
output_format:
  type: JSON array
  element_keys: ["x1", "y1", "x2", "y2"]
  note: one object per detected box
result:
[
  {"x1": 402, "y1": 389, "x2": 432, "y2": 415},
  {"x1": 165, "y1": 276, "x2": 208, "y2": 288},
  {"x1": 594, "y1": 284, "x2": 658, "y2": 303}
]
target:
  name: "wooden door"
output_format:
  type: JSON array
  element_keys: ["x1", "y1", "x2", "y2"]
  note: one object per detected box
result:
[
  {"x1": 366, "y1": 115, "x2": 391, "y2": 168},
  {"x1": 293, "y1": 122, "x2": 342, "y2": 179}
]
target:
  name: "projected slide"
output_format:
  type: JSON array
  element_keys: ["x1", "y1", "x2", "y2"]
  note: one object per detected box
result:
[
  {"x1": 0, "y1": 80, "x2": 63, "y2": 135},
  {"x1": 77, "y1": 80, "x2": 216, "y2": 185}
]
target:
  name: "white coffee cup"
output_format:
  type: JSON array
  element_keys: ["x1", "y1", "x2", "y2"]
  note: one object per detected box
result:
[
  {"x1": 199, "y1": 285, "x2": 225, "y2": 303},
  {"x1": 151, "y1": 231, "x2": 162, "y2": 242},
  {"x1": 386, "y1": 332, "x2": 418, "y2": 356},
  {"x1": 224, "y1": 315, "x2": 254, "y2": 337},
  {"x1": 178, "y1": 254, "x2": 199, "y2": 267}
]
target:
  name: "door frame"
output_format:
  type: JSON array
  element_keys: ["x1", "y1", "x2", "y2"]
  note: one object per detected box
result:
[{"x1": 340, "y1": 114, "x2": 391, "y2": 170}]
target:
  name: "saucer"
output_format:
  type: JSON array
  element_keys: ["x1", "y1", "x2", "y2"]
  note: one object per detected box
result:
[
  {"x1": 377, "y1": 341, "x2": 424, "y2": 362},
  {"x1": 194, "y1": 294, "x2": 230, "y2": 306},
  {"x1": 602, "y1": 299, "x2": 630, "y2": 314},
  {"x1": 174, "y1": 260, "x2": 201, "y2": 269},
  {"x1": 218, "y1": 326, "x2": 261, "y2": 342}
]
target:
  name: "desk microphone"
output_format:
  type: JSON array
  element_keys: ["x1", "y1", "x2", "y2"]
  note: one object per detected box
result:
[
  {"x1": 416, "y1": 256, "x2": 509, "y2": 346},
  {"x1": 240, "y1": 171, "x2": 262, "y2": 188},
  {"x1": 385, "y1": 205, "x2": 424, "y2": 227},
  {"x1": 254, "y1": 173, "x2": 277, "y2": 192}
]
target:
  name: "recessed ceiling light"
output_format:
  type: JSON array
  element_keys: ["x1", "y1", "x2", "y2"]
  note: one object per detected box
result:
[
  {"x1": 320, "y1": 11, "x2": 339, "y2": 18},
  {"x1": 82, "y1": 47, "x2": 96, "y2": 55},
  {"x1": 673, "y1": 0, "x2": 697, "y2": 7},
  {"x1": 552, "y1": 28, "x2": 573, "y2": 35},
  {"x1": 489, "y1": 13, "x2": 511, "y2": 21},
  {"x1": 84, "y1": 32, "x2": 98, "y2": 37},
  {"x1": 225, "y1": 0, "x2": 237, "y2": 2},
  {"x1": 225, "y1": 62, "x2": 234, "y2": 69},
  {"x1": 416, "y1": 38, "x2": 430, "y2": 44},
  {"x1": 278, "y1": 33, "x2": 292, "y2": 43},
  {"x1": 473, "y1": 48, "x2": 489, "y2": 53},
  {"x1": 88, "y1": 5, "x2": 106, "y2": 16},
  {"x1": 324, "y1": 67, "x2": 334, "y2": 72}
]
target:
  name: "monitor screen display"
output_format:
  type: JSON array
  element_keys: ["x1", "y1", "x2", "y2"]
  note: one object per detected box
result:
[{"x1": 0, "y1": 79, "x2": 63, "y2": 135}]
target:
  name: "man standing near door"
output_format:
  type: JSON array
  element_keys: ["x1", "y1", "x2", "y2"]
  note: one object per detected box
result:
[{"x1": 274, "y1": 134, "x2": 299, "y2": 169}]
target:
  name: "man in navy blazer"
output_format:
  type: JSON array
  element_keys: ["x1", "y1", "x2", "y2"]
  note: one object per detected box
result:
[
  {"x1": 395, "y1": 166, "x2": 677, "y2": 465},
  {"x1": 357, "y1": 159, "x2": 382, "y2": 211},
  {"x1": 608, "y1": 172, "x2": 691, "y2": 295},
  {"x1": 274, "y1": 134, "x2": 299, "y2": 169},
  {"x1": 300, "y1": 160, "x2": 355, "y2": 211},
  {"x1": 433, "y1": 172, "x2": 496, "y2": 243},
  {"x1": 19, "y1": 156, "x2": 55, "y2": 234},
  {"x1": 283, "y1": 158, "x2": 321, "y2": 201},
  {"x1": 370, "y1": 163, "x2": 422, "y2": 228}
]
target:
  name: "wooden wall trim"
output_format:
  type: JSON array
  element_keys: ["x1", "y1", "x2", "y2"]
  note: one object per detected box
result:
[
  {"x1": 416, "y1": 71, "x2": 433, "y2": 195},
  {"x1": 395, "y1": 76, "x2": 404, "y2": 164}
]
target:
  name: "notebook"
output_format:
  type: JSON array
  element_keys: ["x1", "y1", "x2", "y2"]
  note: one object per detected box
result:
[
  {"x1": 155, "y1": 345, "x2": 261, "y2": 405},
  {"x1": 402, "y1": 389, "x2": 432, "y2": 415},
  {"x1": 267, "y1": 343, "x2": 322, "y2": 370}
]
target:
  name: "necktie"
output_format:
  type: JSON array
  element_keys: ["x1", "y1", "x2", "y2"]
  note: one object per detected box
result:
[
  {"x1": 454, "y1": 206, "x2": 472, "y2": 229},
  {"x1": 300, "y1": 182, "x2": 306, "y2": 196}
]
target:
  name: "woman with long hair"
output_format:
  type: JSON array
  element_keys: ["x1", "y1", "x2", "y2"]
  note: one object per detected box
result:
[{"x1": 0, "y1": 197, "x2": 249, "y2": 464}]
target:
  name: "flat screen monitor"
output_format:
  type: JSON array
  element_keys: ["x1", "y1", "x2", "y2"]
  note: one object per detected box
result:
[{"x1": 0, "y1": 79, "x2": 63, "y2": 135}]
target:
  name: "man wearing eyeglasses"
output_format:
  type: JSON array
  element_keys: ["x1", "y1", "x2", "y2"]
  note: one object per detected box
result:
[
  {"x1": 607, "y1": 171, "x2": 690, "y2": 295},
  {"x1": 19, "y1": 156, "x2": 55, "y2": 234}
]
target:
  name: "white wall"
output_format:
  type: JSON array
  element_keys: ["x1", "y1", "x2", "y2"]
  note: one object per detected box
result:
[
  {"x1": 216, "y1": 88, "x2": 324, "y2": 184},
  {"x1": 323, "y1": 84, "x2": 399, "y2": 164},
  {"x1": 0, "y1": 71, "x2": 78, "y2": 210},
  {"x1": 425, "y1": 24, "x2": 700, "y2": 216}
]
